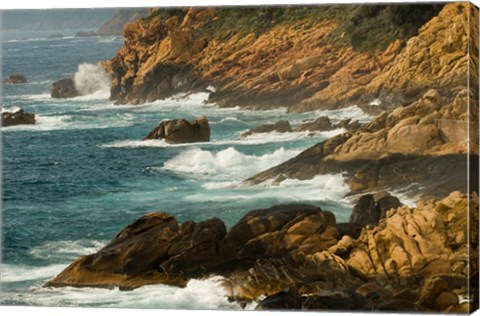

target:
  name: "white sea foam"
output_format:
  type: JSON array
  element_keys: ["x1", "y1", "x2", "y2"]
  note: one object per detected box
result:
[
  {"x1": 1, "y1": 264, "x2": 67, "y2": 283},
  {"x1": 28, "y1": 239, "x2": 106, "y2": 261},
  {"x1": 73, "y1": 63, "x2": 111, "y2": 97},
  {"x1": 2, "y1": 275, "x2": 238, "y2": 309},
  {"x1": 188, "y1": 173, "x2": 351, "y2": 206},
  {"x1": 1, "y1": 106, "x2": 22, "y2": 113},
  {"x1": 16, "y1": 93, "x2": 52, "y2": 101},
  {"x1": 1, "y1": 113, "x2": 134, "y2": 132},
  {"x1": 314, "y1": 105, "x2": 372, "y2": 124},
  {"x1": 101, "y1": 130, "x2": 327, "y2": 149},
  {"x1": 162, "y1": 147, "x2": 301, "y2": 180},
  {"x1": 1, "y1": 115, "x2": 71, "y2": 131}
]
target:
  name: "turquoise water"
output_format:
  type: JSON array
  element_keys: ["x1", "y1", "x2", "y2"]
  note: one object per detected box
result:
[{"x1": 1, "y1": 30, "x2": 370, "y2": 308}]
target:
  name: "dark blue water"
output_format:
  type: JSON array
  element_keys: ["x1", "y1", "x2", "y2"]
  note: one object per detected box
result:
[{"x1": 1, "y1": 29, "x2": 368, "y2": 308}]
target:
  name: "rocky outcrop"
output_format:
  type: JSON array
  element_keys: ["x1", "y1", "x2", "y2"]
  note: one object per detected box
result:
[
  {"x1": 2, "y1": 109, "x2": 36, "y2": 127},
  {"x1": 143, "y1": 116, "x2": 210, "y2": 144},
  {"x1": 240, "y1": 120, "x2": 292, "y2": 137},
  {"x1": 46, "y1": 204, "x2": 339, "y2": 289},
  {"x1": 246, "y1": 88, "x2": 478, "y2": 198},
  {"x1": 3, "y1": 74, "x2": 27, "y2": 84},
  {"x1": 46, "y1": 191, "x2": 478, "y2": 313},
  {"x1": 106, "y1": 3, "x2": 474, "y2": 115},
  {"x1": 51, "y1": 78, "x2": 80, "y2": 99},
  {"x1": 97, "y1": 9, "x2": 149, "y2": 36},
  {"x1": 346, "y1": 191, "x2": 477, "y2": 290}
]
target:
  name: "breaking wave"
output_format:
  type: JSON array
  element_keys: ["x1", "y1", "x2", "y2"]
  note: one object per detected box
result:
[
  {"x1": 161, "y1": 147, "x2": 301, "y2": 180},
  {"x1": 73, "y1": 63, "x2": 111, "y2": 97}
]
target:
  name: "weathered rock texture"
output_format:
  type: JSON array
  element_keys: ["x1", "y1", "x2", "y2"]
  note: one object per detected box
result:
[
  {"x1": 246, "y1": 88, "x2": 479, "y2": 198},
  {"x1": 2, "y1": 109, "x2": 36, "y2": 127},
  {"x1": 143, "y1": 116, "x2": 210, "y2": 143},
  {"x1": 3, "y1": 74, "x2": 27, "y2": 84},
  {"x1": 46, "y1": 204, "x2": 339, "y2": 289},
  {"x1": 51, "y1": 78, "x2": 80, "y2": 99},
  {"x1": 106, "y1": 3, "x2": 473, "y2": 115},
  {"x1": 46, "y1": 192, "x2": 478, "y2": 312}
]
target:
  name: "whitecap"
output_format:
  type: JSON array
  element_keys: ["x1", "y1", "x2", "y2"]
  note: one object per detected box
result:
[
  {"x1": 15, "y1": 93, "x2": 52, "y2": 101},
  {"x1": 162, "y1": 147, "x2": 301, "y2": 180},
  {"x1": 1, "y1": 106, "x2": 22, "y2": 114},
  {"x1": 3, "y1": 275, "x2": 239, "y2": 309},
  {"x1": 187, "y1": 173, "x2": 351, "y2": 207},
  {"x1": 73, "y1": 63, "x2": 111, "y2": 98},
  {"x1": 101, "y1": 130, "x2": 325, "y2": 149},
  {"x1": 314, "y1": 105, "x2": 373, "y2": 124},
  {"x1": 1, "y1": 264, "x2": 67, "y2": 283},
  {"x1": 28, "y1": 239, "x2": 106, "y2": 261},
  {"x1": 1, "y1": 113, "x2": 134, "y2": 132},
  {"x1": 1, "y1": 115, "x2": 71, "y2": 131}
]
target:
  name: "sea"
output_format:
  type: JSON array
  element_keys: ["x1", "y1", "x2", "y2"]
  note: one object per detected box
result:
[{"x1": 0, "y1": 29, "x2": 373, "y2": 309}]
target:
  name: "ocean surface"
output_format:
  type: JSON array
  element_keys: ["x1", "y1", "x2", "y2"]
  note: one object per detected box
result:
[{"x1": 1, "y1": 30, "x2": 372, "y2": 308}]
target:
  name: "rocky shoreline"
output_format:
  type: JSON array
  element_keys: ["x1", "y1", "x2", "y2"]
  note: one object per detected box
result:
[
  {"x1": 42, "y1": 2, "x2": 479, "y2": 313},
  {"x1": 104, "y1": 3, "x2": 474, "y2": 115},
  {"x1": 46, "y1": 191, "x2": 478, "y2": 312}
]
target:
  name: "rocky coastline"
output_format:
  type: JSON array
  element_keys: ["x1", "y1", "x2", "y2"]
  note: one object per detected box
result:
[
  {"x1": 46, "y1": 191, "x2": 478, "y2": 312},
  {"x1": 44, "y1": 2, "x2": 479, "y2": 313}
]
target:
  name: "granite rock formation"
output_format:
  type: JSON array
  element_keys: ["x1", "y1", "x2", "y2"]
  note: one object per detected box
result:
[{"x1": 143, "y1": 116, "x2": 210, "y2": 144}]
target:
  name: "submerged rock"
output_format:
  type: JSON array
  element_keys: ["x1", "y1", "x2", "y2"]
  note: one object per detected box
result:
[
  {"x1": 51, "y1": 78, "x2": 80, "y2": 99},
  {"x1": 3, "y1": 74, "x2": 27, "y2": 84},
  {"x1": 2, "y1": 109, "x2": 36, "y2": 127},
  {"x1": 143, "y1": 116, "x2": 210, "y2": 144},
  {"x1": 240, "y1": 120, "x2": 293, "y2": 137}
]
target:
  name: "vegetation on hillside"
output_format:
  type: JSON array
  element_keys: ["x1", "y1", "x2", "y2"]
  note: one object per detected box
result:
[{"x1": 142, "y1": 4, "x2": 444, "y2": 53}]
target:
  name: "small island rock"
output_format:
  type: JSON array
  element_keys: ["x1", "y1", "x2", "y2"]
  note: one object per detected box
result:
[
  {"x1": 3, "y1": 74, "x2": 27, "y2": 84},
  {"x1": 2, "y1": 109, "x2": 36, "y2": 127},
  {"x1": 144, "y1": 116, "x2": 210, "y2": 144},
  {"x1": 51, "y1": 78, "x2": 80, "y2": 99}
]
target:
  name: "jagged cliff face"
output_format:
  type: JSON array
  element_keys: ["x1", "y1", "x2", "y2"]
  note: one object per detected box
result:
[{"x1": 107, "y1": 3, "x2": 472, "y2": 113}]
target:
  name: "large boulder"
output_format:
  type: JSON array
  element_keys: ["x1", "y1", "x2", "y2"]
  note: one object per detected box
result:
[
  {"x1": 46, "y1": 204, "x2": 339, "y2": 290},
  {"x1": 51, "y1": 78, "x2": 80, "y2": 99},
  {"x1": 3, "y1": 74, "x2": 27, "y2": 84},
  {"x1": 2, "y1": 109, "x2": 36, "y2": 127},
  {"x1": 143, "y1": 116, "x2": 210, "y2": 144},
  {"x1": 241, "y1": 120, "x2": 292, "y2": 137}
]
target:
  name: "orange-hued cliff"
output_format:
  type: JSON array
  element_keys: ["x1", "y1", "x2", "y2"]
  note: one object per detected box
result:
[{"x1": 107, "y1": 3, "x2": 476, "y2": 115}]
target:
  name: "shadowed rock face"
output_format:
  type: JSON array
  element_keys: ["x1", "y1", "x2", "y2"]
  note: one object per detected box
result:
[
  {"x1": 46, "y1": 204, "x2": 339, "y2": 289},
  {"x1": 143, "y1": 116, "x2": 210, "y2": 144},
  {"x1": 45, "y1": 191, "x2": 477, "y2": 313},
  {"x1": 51, "y1": 78, "x2": 80, "y2": 99},
  {"x1": 2, "y1": 109, "x2": 36, "y2": 127}
]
